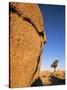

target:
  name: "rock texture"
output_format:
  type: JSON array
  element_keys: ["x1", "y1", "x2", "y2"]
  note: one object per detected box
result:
[{"x1": 9, "y1": 2, "x2": 46, "y2": 88}]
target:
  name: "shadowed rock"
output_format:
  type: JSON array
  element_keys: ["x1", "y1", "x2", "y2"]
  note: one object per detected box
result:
[
  {"x1": 40, "y1": 70, "x2": 65, "y2": 86},
  {"x1": 50, "y1": 76, "x2": 65, "y2": 85},
  {"x1": 31, "y1": 77, "x2": 44, "y2": 86}
]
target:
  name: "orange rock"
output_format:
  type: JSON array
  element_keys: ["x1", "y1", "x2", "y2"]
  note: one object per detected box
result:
[{"x1": 9, "y1": 2, "x2": 46, "y2": 88}]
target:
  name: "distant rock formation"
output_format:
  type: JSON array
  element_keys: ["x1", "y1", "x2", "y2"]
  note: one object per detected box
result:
[
  {"x1": 9, "y1": 2, "x2": 46, "y2": 88},
  {"x1": 40, "y1": 70, "x2": 65, "y2": 85}
]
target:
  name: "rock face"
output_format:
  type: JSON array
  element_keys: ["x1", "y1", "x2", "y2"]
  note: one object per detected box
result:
[{"x1": 9, "y1": 2, "x2": 46, "y2": 88}]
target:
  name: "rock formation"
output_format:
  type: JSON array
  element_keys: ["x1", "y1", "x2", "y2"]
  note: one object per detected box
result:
[
  {"x1": 40, "y1": 70, "x2": 65, "y2": 85},
  {"x1": 9, "y1": 2, "x2": 46, "y2": 88}
]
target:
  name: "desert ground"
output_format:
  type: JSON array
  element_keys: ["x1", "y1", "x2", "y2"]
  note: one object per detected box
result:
[{"x1": 39, "y1": 70, "x2": 65, "y2": 86}]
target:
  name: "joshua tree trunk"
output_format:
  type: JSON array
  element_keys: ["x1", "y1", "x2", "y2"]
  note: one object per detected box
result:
[{"x1": 54, "y1": 68, "x2": 56, "y2": 73}]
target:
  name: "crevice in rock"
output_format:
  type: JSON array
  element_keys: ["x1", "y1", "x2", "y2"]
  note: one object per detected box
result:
[
  {"x1": 23, "y1": 17, "x2": 45, "y2": 39},
  {"x1": 9, "y1": 3, "x2": 44, "y2": 39},
  {"x1": 9, "y1": 3, "x2": 22, "y2": 16}
]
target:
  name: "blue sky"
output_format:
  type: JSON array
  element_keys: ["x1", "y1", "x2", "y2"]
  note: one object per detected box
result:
[{"x1": 39, "y1": 4, "x2": 65, "y2": 71}]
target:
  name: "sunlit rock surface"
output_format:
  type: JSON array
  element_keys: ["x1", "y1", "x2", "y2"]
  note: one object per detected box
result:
[{"x1": 9, "y1": 2, "x2": 46, "y2": 88}]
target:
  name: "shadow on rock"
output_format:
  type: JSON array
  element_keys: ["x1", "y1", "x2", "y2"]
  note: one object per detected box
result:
[
  {"x1": 31, "y1": 77, "x2": 44, "y2": 86},
  {"x1": 50, "y1": 76, "x2": 65, "y2": 85}
]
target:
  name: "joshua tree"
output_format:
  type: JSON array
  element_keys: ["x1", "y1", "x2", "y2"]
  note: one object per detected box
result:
[{"x1": 51, "y1": 60, "x2": 59, "y2": 73}]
